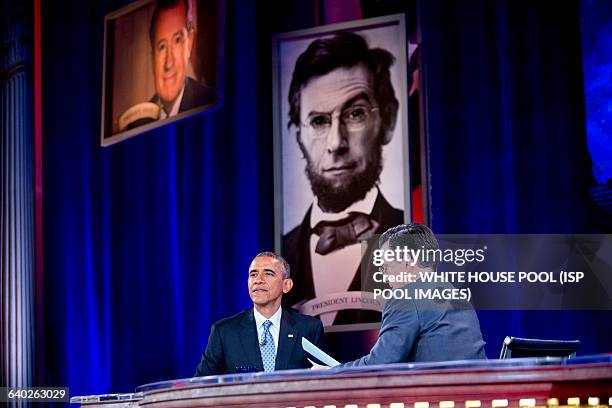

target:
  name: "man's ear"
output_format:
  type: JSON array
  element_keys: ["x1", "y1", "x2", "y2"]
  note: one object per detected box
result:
[
  {"x1": 381, "y1": 109, "x2": 398, "y2": 146},
  {"x1": 288, "y1": 125, "x2": 300, "y2": 143},
  {"x1": 186, "y1": 27, "x2": 195, "y2": 59},
  {"x1": 283, "y1": 278, "x2": 294, "y2": 294},
  {"x1": 290, "y1": 126, "x2": 308, "y2": 159},
  {"x1": 403, "y1": 260, "x2": 417, "y2": 274}
]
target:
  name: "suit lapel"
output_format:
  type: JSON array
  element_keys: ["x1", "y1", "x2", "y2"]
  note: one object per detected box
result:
[
  {"x1": 275, "y1": 309, "x2": 297, "y2": 370},
  {"x1": 178, "y1": 78, "x2": 190, "y2": 112},
  {"x1": 239, "y1": 309, "x2": 264, "y2": 371},
  {"x1": 296, "y1": 206, "x2": 315, "y2": 300},
  {"x1": 283, "y1": 206, "x2": 316, "y2": 309},
  {"x1": 370, "y1": 190, "x2": 406, "y2": 231}
]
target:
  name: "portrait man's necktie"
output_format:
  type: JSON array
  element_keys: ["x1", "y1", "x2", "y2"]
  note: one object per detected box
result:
[
  {"x1": 259, "y1": 320, "x2": 275, "y2": 372},
  {"x1": 312, "y1": 212, "x2": 380, "y2": 255}
]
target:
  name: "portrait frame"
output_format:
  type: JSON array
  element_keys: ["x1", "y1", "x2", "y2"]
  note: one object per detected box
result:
[
  {"x1": 100, "y1": 0, "x2": 225, "y2": 146},
  {"x1": 272, "y1": 14, "x2": 412, "y2": 330}
]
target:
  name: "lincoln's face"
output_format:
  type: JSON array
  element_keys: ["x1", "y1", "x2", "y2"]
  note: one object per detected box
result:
[
  {"x1": 151, "y1": 2, "x2": 192, "y2": 111},
  {"x1": 297, "y1": 64, "x2": 384, "y2": 213}
]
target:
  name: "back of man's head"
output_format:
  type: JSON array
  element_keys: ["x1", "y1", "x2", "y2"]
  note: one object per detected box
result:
[
  {"x1": 288, "y1": 31, "x2": 398, "y2": 136},
  {"x1": 380, "y1": 224, "x2": 440, "y2": 270}
]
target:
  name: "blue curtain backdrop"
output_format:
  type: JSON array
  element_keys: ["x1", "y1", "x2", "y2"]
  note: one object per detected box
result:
[
  {"x1": 419, "y1": 0, "x2": 611, "y2": 358},
  {"x1": 42, "y1": 0, "x2": 275, "y2": 394},
  {"x1": 40, "y1": 0, "x2": 610, "y2": 396}
]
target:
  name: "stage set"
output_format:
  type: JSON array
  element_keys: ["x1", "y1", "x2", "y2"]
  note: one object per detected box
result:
[{"x1": 1, "y1": 0, "x2": 611, "y2": 407}]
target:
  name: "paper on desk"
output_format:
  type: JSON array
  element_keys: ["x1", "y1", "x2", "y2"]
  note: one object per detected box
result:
[{"x1": 302, "y1": 337, "x2": 340, "y2": 367}]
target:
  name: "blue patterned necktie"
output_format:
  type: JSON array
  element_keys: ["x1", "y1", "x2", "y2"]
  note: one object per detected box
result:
[{"x1": 259, "y1": 320, "x2": 276, "y2": 372}]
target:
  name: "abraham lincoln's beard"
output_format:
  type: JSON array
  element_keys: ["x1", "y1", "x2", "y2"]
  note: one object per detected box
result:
[{"x1": 299, "y1": 143, "x2": 383, "y2": 213}]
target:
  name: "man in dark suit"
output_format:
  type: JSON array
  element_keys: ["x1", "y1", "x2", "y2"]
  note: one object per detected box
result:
[
  {"x1": 283, "y1": 32, "x2": 404, "y2": 326},
  {"x1": 194, "y1": 252, "x2": 327, "y2": 376},
  {"x1": 149, "y1": 0, "x2": 214, "y2": 119},
  {"x1": 338, "y1": 224, "x2": 487, "y2": 366},
  {"x1": 150, "y1": 77, "x2": 214, "y2": 117}
]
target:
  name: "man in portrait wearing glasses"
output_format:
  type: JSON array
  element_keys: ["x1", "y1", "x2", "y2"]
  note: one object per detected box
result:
[
  {"x1": 149, "y1": 0, "x2": 214, "y2": 119},
  {"x1": 283, "y1": 32, "x2": 404, "y2": 326}
]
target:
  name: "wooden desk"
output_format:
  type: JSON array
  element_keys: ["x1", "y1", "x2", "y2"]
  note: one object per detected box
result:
[{"x1": 75, "y1": 356, "x2": 612, "y2": 408}]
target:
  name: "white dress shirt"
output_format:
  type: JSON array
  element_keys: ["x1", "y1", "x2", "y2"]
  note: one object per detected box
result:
[
  {"x1": 253, "y1": 306, "x2": 282, "y2": 352},
  {"x1": 309, "y1": 187, "x2": 379, "y2": 325},
  {"x1": 158, "y1": 85, "x2": 185, "y2": 120}
]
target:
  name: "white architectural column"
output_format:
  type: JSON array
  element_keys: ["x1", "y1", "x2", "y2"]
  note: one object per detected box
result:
[{"x1": 1, "y1": 0, "x2": 35, "y2": 398}]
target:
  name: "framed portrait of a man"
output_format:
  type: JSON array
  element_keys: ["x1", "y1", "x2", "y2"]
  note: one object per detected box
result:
[
  {"x1": 101, "y1": 0, "x2": 224, "y2": 146},
  {"x1": 272, "y1": 15, "x2": 412, "y2": 329}
]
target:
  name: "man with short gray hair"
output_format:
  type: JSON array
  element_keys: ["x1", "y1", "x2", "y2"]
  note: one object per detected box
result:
[{"x1": 337, "y1": 224, "x2": 487, "y2": 366}]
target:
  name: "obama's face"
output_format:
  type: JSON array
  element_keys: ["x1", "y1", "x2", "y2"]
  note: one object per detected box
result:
[
  {"x1": 297, "y1": 64, "x2": 385, "y2": 213},
  {"x1": 151, "y1": 1, "x2": 193, "y2": 111},
  {"x1": 247, "y1": 256, "x2": 292, "y2": 310}
]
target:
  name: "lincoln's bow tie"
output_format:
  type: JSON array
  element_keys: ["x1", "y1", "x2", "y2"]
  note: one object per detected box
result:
[{"x1": 312, "y1": 212, "x2": 379, "y2": 255}]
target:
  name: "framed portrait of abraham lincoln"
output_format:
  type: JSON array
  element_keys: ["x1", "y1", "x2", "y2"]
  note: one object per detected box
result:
[{"x1": 272, "y1": 14, "x2": 413, "y2": 330}]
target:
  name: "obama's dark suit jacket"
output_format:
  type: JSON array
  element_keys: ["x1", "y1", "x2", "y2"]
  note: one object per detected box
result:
[{"x1": 194, "y1": 307, "x2": 326, "y2": 376}]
